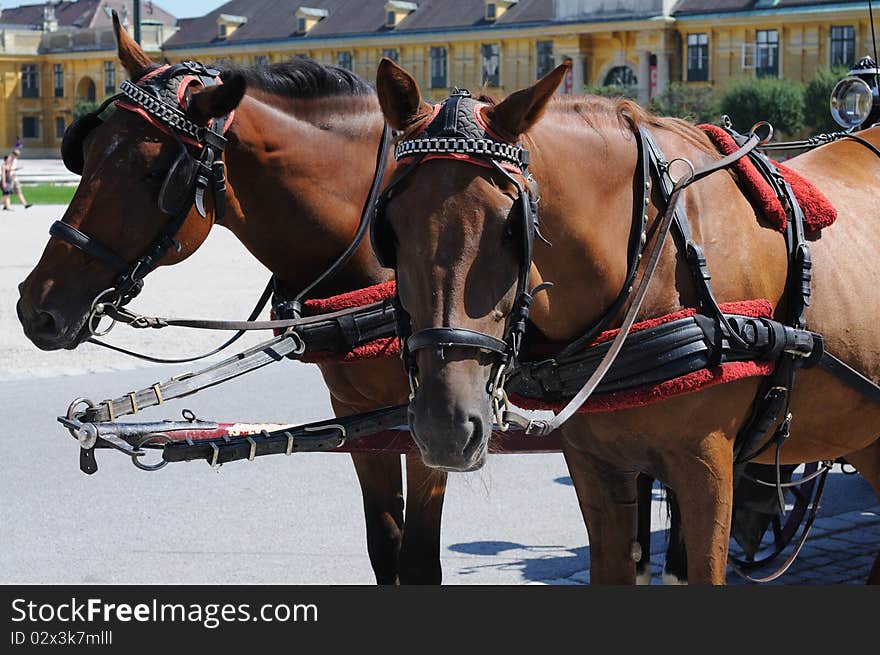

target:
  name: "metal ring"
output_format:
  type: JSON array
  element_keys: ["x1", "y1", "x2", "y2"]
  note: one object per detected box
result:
[
  {"x1": 182, "y1": 408, "x2": 196, "y2": 422},
  {"x1": 131, "y1": 433, "x2": 171, "y2": 472},
  {"x1": 666, "y1": 157, "x2": 695, "y2": 187},
  {"x1": 87, "y1": 288, "x2": 120, "y2": 337},
  {"x1": 749, "y1": 121, "x2": 774, "y2": 145}
]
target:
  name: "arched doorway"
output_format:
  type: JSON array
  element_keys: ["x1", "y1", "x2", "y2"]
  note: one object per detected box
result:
[
  {"x1": 603, "y1": 65, "x2": 637, "y2": 88},
  {"x1": 76, "y1": 77, "x2": 96, "y2": 102}
]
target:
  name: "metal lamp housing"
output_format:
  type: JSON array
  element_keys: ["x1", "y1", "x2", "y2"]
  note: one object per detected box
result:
[{"x1": 830, "y1": 56, "x2": 880, "y2": 129}]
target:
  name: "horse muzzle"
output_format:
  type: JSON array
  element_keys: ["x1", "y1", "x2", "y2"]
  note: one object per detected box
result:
[{"x1": 16, "y1": 284, "x2": 90, "y2": 351}]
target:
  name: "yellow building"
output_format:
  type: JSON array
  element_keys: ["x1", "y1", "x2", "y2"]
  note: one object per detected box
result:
[
  {"x1": 0, "y1": 0, "x2": 875, "y2": 156},
  {"x1": 0, "y1": 0, "x2": 175, "y2": 156}
]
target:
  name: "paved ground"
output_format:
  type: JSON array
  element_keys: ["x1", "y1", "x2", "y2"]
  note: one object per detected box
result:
[
  {"x1": 2, "y1": 204, "x2": 877, "y2": 585},
  {"x1": 8, "y1": 157, "x2": 79, "y2": 184}
]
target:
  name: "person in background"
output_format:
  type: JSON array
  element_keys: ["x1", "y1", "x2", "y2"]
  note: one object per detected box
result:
[
  {"x1": 3, "y1": 149, "x2": 32, "y2": 210},
  {"x1": 2, "y1": 155, "x2": 14, "y2": 210},
  {"x1": 14, "y1": 136, "x2": 23, "y2": 151}
]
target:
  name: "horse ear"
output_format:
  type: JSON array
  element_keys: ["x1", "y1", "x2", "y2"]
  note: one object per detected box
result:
[
  {"x1": 112, "y1": 10, "x2": 154, "y2": 81},
  {"x1": 188, "y1": 73, "x2": 247, "y2": 121},
  {"x1": 376, "y1": 58, "x2": 432, "y2": 130},
  {"x1": 484, "y1": 62, "x2": 569, "y2": 139}
]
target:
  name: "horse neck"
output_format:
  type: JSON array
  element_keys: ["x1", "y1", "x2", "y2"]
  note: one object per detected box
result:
[
  {"x1": 526, "y1": 108, "x2": 788, "y2": 342},
  {"x1": 220, "y1": 93, "x2": 391, "y2": 297},
  {"x1": 525, "y1": 114, "x2": 647, "y2": 341}
]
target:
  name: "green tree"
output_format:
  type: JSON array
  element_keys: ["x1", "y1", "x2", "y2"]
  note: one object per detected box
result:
[
  {"x1": 719, "y1": 77, "x2": 806, "y2": 136},
  {"x1": 649, "y1": 82, "x2": 718, "y2": 124},
  {"x1": 804, "y1": 67, "x2": 849, "y2": 133}
]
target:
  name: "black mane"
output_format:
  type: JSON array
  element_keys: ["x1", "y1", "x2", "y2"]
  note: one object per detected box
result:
[{"x1": 222, "y1": 59, "x2": 373, "y2": 99}]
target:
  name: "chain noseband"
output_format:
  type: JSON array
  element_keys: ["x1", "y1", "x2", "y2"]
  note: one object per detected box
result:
[{"x1": 51, "y1": 61, "x2": 232, "y2": 331}]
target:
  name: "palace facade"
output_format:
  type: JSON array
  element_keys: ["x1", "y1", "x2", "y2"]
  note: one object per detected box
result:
[{"x1": 1, "y1": 0, "x2": 873, "y2": 155}]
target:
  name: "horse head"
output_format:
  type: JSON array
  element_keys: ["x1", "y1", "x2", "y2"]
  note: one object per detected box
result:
[
  {"x1": 17, "y1": 11, "x2": 245, "y2": 351},
  {"x1": 374, "y1": 59, "x2": 567, "y2": 471}
]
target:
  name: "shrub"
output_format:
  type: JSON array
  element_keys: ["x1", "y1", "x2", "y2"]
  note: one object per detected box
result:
[
  {"x1": 649, "y1": 82, "x2": 718, "y2": 124},
  {"x1": 804, "y1": 67, "x2": 849, "y2": 133},
  {"x1": 73, "y1": 100, "x2": 99, "y2": 120},
  {"x1": 719, "y1": 77, "x2": 806, "y2": 136}
]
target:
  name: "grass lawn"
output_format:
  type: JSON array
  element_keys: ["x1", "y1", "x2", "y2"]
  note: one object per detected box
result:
[{"x1": 8, "y1": 183, "x2": 76, "y2": 206}]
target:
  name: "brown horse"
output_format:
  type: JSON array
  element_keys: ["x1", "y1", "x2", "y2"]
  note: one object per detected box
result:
[
  {"x1": 16, "y1": 17, "x2": 446, "y2": 584},
  {"x1": 374, "y1": 58, "x2": 880, "y2": 584}
]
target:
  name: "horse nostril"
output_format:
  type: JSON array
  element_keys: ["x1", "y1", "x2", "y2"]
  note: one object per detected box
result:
[{"x1": 31, "y1": 309, "x2": 59, "y2": 336}]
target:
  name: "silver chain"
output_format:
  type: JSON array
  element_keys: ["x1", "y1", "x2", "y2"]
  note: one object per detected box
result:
[
  {"x1": 395, "y1": 136, "x2": 527, "y2": 169},
  {"x1": 119, "y1": 79, "x2": 203, "y2": 141}
]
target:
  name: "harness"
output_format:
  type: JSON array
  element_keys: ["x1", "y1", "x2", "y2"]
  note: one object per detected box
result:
[
  {"x1": 373, "y1": 88, "x2": 880, "y2": 457},
  {"x1": 54, "y1": 61, "x2": 232, "y2": 311}
]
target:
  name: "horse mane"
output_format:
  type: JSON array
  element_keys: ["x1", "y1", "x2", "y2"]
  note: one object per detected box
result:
[
  {"x1": 552, "y1": 94, "x2": 716, "y2": 154},
  {"x1": 221, "y1": 59, "x2": 373, "y2": 99}
]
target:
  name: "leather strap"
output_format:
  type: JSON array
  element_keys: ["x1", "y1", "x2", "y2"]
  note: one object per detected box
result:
[
  {"x1": 49, "y1": 221, "x2": 130, "y2": 274},
  {"x1": 408, "y1": 327, "x2": 509, "y2": 355}
]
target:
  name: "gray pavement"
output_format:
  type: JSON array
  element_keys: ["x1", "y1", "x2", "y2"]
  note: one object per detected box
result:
[{"x1": 1, "y1": 205, "x2": 877, "y2": 584}]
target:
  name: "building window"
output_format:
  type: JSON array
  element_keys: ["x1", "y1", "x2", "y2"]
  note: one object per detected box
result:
[
  {"x1": 430, "y1": 46, "x2": 447, "y2": 89},
  {"x1": 254, "y1": 55, "x2": 269, "y2": 67},
  {"x1": 382, "y1": 48, "x2": 399, "y2": 63},
  {"x1": 386, "y1": 10, "x2": 396, "y2": 27},
  {"x1": 297, "y1": 17, "x2": 307, "y2": 33},
  {"x1": 22, "y1": 116, "x2": 39, "y2": 139},
  {"x1": 337, "y1": 51, "x2": 353, "y2": 71},
  {"x1": 686, "y1": 33, "x2": 709, "y2": 82},
  {"x1": 55, "y1": 116, "x2": 66, "y2": 139},
  {"x1": 755, "y1": 29, "x2": 779, "y2": 78},
  {"x1": 53, "y1": 64, "x2": 64, "y2": 97},
  {"x1": 830, "y1": 25, "x2": 855, "y2": 68},
  {"x1": 219, "y1": 23, "x2": 228, "y2": 38},
  {"x1": 487, "y1": 3, "x2": 497, "y2": 20},
  {"x1": 21, "y1": 64, "x2": 39, "y2": 98},
  {"x1": 482, "y1": 43, "x2": 500, "y2": 87},
  {"x1": 103, "y1": 62, "x2": 116, "y2": 95},
  {"x1": 536, "y1": 41, "x2": 554, "y2": 78}
]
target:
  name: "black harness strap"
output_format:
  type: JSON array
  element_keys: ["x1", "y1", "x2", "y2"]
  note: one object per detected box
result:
[{"x1": 49, "y1": 221, "x2": 130, "y2": 274}]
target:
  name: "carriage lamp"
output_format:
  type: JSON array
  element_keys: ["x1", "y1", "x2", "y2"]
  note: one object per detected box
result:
[{"x1": 830, "y1": 56, "x2": 880, "y2": 129}]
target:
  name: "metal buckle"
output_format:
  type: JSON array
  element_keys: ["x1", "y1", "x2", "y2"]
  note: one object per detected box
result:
[
  {"x1": 303, "y1": 424, "x2": 347, "y2": 447},
  {"x1": 246, "y1": 436, "x2": 257, "y2": 461},
  {"x1": 285, "y1": 433, "x2": 295, "y2": 456},
  {"x1": 209, "y1": 442, "x2": 220, "y2": 468}
]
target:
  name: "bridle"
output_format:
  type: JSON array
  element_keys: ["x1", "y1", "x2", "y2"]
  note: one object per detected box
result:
[
  {"x1": 51, "y1": 61, "x2": 232, "y2": 330},
  {"x1": 373, "y1": 89, "x2": 549, "y2": 421}
]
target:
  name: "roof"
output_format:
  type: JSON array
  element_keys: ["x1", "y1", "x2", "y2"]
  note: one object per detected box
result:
[
  {"x1": 672, "y1": 0, "x2": 868, "y2": 16},
  {"x1": 0, "y1": 1, "x2": 176, "y2": 30},
  {"x1": 164, "y1": 0, "x2": 557, "y2": 48}
]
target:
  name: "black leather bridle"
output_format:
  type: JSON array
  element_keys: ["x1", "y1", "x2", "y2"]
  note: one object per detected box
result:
[
  {"x1": 52, "y1": 61, "x2": 231, "y2": 327},
  {"x1": 372, "y1": 89, "x2": 548, "y2": 412}
]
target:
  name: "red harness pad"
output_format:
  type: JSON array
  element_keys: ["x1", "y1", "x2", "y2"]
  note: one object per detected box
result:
[
  {"x1": 509, "y1": 300, "x2": 776, "y2": 414},
  {"x1": 297, "y1": 281, "x2": 401, "y2": 363},
  {"x1": 698, "y1": 124, "x2": 836, "y2": 234}
]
